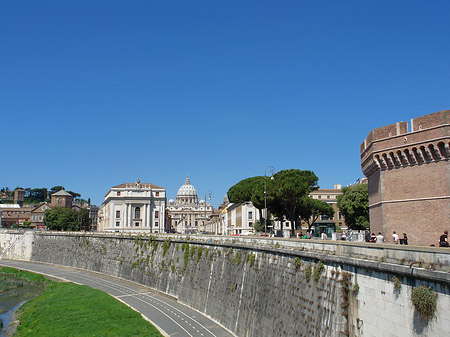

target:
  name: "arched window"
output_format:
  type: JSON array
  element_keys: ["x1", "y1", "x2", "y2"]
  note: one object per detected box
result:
[
  {"x1": 58, "y1": 198, "x2": 62, "y2": 205},
  {"x1": 135, "y1": 207, "x2": 141, "y2": 219}
]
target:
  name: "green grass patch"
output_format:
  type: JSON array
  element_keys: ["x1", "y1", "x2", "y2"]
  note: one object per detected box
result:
[{"x1": 16, "y1": 282, "x2": 162, "y2": 336}]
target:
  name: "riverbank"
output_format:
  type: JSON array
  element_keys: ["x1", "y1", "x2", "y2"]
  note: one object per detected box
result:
[{"x1": 0, "y1": 268, "x2": 162, "y2": 337}]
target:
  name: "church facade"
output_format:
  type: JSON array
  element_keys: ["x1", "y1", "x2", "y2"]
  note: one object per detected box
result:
[
  {"x1": 167, "y1": 176, "x2": 214, "y2": 233},
  {"x1": 99, "y1": 179, "x2": 166, "y2": 233}
]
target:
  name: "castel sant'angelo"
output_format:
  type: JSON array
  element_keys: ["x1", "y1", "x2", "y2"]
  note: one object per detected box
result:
[{"x1": 361, "y1": 110, "x2": 450, "y2": 246}]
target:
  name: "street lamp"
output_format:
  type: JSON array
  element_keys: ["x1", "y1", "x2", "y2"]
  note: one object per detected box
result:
[
  {"x1": 264, "y1": 166, "x2": 275, "y2": 236},
  {"x1": 204, "y1": 190, "x2": 212, "y2": 233}
]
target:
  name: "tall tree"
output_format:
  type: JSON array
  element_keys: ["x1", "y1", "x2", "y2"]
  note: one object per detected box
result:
[
  {"x1": 227, "y1": 176, "x2": 265, "y2": 218},
  {"x1": 270, "y1": 169, "x2": 319, "y2": 236},
  {"x1": 50, "y1": 186, "x2": 65, "y2": 195},
  {"x1": 337, "y1": 183, "x2": 369, "y2": 230}
]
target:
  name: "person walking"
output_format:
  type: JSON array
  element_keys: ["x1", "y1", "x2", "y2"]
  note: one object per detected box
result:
[{"x1": 392, "y1": 231, "x2": 399, "y2": 244}]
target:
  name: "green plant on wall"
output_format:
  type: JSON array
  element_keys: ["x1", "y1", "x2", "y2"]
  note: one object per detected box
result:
[
  {"x1": 313, "y1": 261, "x2": 325, "y2": 282},
  {"x1": 236, "y1": 252, "x2": 242, "y2": 265},
  {"x1": 411, "y1": 286, "x2": 437, "y2": 320},
  {"x1": 163, "y1": 239, "x2": 171, "y2": 257},
  {"x1": 294, "y1": 257, "x2": 302, "y2": 271},
  {"x1": 304, "y1": 264, "x2": 312, "y2": 281},
  {"x1": 392, "y1": 276, "x2": 402, "y2": 293},
  {"x1": 196, "y1": 247, "x2": 203, "y2": 264}
]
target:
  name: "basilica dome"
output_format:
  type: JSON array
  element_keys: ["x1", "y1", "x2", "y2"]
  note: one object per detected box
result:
[{"x1": 177, "y1": 176, "x2": 198, "y2": 198}]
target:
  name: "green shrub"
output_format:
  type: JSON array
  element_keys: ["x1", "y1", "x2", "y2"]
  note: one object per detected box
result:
[
  {"x1": 392, "y1": 276, "x2": 402, "y2": 293},
  {"x1": 162, "y1": 239, "x2": 171, "y2": 257},
  {"x1": 294, "y1": 257, "x2": 302, "y2": 270},
  {"x1": 411, "y1": 286, "x2": 437, "y2": 319},
  {"x1": 236, "y1": 252, "x2": 242, "y2": 265},
  {"x1": 304, "y1": 264, "x2": 312, "y2": 281},
  {"x1": 313, "y1": 261, "x2": 325, "y2": 282},
  {"x1": 353, "y1": 283, "x2": 359, "y2": 294},
  {"x1": 196, "y1": 247, "x2": 203, "y2": 263}
]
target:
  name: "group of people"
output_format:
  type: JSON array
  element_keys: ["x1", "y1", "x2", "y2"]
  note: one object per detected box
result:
[{"x1": 364, "y1": 230, "x2": 408, "y2": 245}]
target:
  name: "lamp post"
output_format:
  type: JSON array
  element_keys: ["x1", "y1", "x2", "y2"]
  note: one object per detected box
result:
[
  {"x1": 204, "y1": 190, "x2": 212, "y2": 233},
  {"x1": 264, "y1": 166, "x2": 275, "y2": 236}
]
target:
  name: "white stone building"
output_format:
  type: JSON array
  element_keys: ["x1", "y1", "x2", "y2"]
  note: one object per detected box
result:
[
  {"x1": 100, "y1": 179, "x2": 166, "y2": 233},
  {"x1": 225, "y1": 201, "x2": 260, "y2": 235},
  {"x1": 167, "y1": 176, "x2": 214, "y2": 233}
]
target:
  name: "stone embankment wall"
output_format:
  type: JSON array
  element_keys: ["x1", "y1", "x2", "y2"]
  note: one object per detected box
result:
[{"x1": 1, "y1": 231, "x2": 449, "y2": 337}]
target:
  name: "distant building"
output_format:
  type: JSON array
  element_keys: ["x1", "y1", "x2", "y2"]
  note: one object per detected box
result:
[
  {"x1": 361, "y1": 109, "x2": 450, "y2": 246},
  {"x1": 50, "y1": 189, "x2": 74, "y2": 208},
  {"x1": 167, "y1": 176, "x2": 214, "y2": 233},
  {"x1": 309, "y1": 184, "x2": 346, "y2": 229},
  {"x1": 100, "y1": 179, "x2": 166, "y2": 233},
  {"x1": 225, "y1": 201, "x2": 260, "y2": 235},
  {"x1": 30, "y1": 202, "x2": 51, "y2": 229},
  {"x1": 0, "y1": 204, "x2": 31, "y2": 228}
]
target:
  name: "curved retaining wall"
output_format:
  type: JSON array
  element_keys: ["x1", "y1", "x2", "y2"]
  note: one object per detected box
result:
[{"x1": 1, "y1": 231, "x2": 449, "y2": 337}]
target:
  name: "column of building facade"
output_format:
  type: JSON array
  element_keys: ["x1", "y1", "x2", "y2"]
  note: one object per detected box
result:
[
  {"x1": 147, "y1": 202, "x2": 152, "y2": 231},
  {"x1": 128, "y1": 204, "x2": 132, "y2": 228},
  {"x1": 110, "y1": 204, "x2": 114, "y2": 230},
  {"x1": 143, "y1": 203, "x2": 147, "y2": 228},
  {"x1": 122, "y1": 202, "x2": 127, "y2": 229}
]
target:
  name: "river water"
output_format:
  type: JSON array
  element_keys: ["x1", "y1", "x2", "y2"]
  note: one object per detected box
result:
[{"x1": 0, "y1": 273, "x2": 46, "y2": 336}]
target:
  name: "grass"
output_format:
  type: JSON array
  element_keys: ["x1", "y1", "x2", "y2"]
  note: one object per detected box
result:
[{"x1": 1, "y1": 267, "x2": 162, "y2": 337}]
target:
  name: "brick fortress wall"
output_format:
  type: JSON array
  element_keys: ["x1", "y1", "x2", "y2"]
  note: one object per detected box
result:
[{"x1": 361, "y1": 110, "x2": 450, "y2": 246}]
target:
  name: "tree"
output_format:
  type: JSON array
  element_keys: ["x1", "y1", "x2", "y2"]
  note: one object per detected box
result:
[
  {"x1": 298, "y1": 197, "x2": 335, "y2": 231},
  {"x1": 270, "y1": 169, "x2": 319, "y2": 236},
  {"x1": 227, "y1": 176, "x2": 265, "y2": 218},
  {"x1": 44, "y1": 208, "x2": 89, "y2": 231},
  {"x1": 337, "y1": 183, "x2": 369, "y2": 230},
  {"x1": 50, "y1": 186, "x2": 65, "y2": 195}
]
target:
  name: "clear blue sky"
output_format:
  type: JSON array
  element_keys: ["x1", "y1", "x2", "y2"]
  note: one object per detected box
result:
[{"x1": 1, "y1": 0, "x2": 449, "y2": 207}]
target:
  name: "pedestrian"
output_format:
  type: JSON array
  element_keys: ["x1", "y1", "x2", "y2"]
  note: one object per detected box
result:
[
  {"x1": 365, "y1": 230, "x2": 371, "y2": 242},
  {"x1": 341, "y1": 232, "x2": 347, "y2": 241},
  {"x1": 321, "y1": 230, "x2": 328, "y2": 240},
  {"x1": 439, "y1": 230, "x2": 449, "y2": 247},
  {"x1": 392, "y1": 231, "x2": 399, "y2": 244},
  {"x1": 402, "y1": 233, "x2": 408, "y2": 245},
  {"x1": 370, "y1": 232, "x2": 376, "y2": 242},
  {"x1": 376, "y1": 232, "x2": 384, "y2": 243}
]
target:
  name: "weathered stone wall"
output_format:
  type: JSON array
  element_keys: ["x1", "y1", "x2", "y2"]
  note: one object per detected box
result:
[{"x1": 1, "y1": 231, "x2": 449, "y2": 337}]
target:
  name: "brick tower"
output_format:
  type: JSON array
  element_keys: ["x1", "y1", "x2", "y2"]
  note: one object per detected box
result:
[{"x1": 361, "y1": 110, "x2": 450, "y2": 246}]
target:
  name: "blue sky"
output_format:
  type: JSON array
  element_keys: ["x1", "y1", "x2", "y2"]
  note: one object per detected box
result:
[{"x1": 1, "y1": 0, "x2": 449, "y2": 207}]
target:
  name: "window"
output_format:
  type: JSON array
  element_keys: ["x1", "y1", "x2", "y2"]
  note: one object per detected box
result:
[
  {"x1": 38, "y1": 216, "x2": 42, "y2": 221},
  {"x1": 249, "y1": 222, "x2": 253, "y2": 227},
  {"x1": 195, "y1": 221, "x2": 198, "y2": 226},
  {"x1": 135, "y1": 207, "x2": 140, "y2": 219},
  {"x1": 155, "y1": 222, "x2": 159, "y2": 227},
  {"x1": 327, "y1": 195, "x2": 330, "y2": 199},
  {"x1": 175, "y1": 221, "x2": 178, "y2": 226},
  {"x1": 155, "y1": 211, "x2": 159, "y2": 219},
  {"x1": 248, "y1": 211, "x2": 253, "y2": 220},
  {"x1": 318, "y1": 196, "x2": 321, "y2": 199},
  {"x1": 32, "y1": 215, "x2": 36, "y2": 221},
  {"x1": 135, "y1": 222, "x2": 139, "y2": 227},
  {"x1": 155, "y1": 192, "x2": 159, "y2": 197},
  {"x1": 116, "y1": 210, "x2": 120, "y2": 218},
  {"x1": 116, "y1": 222, "x2": 120, "y2": 227},
  {"x1": 338, "y1": 212, "x2": 342, "y2": 220},
  {"x1": 58, "y1": 198, "x2": 62, "y2": 205},
  {"x1": 117, "y1": 192, "x2": 121, "y2": 196}
]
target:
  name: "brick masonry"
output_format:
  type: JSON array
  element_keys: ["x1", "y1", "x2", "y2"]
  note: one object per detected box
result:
[{"x1": 361, "y1": 110, "x2": 450, "y2": 246}]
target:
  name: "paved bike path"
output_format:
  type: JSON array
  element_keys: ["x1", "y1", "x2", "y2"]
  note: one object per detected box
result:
[{"x1": 0, "y1": 259, "x2": 234, "y2": 337}]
